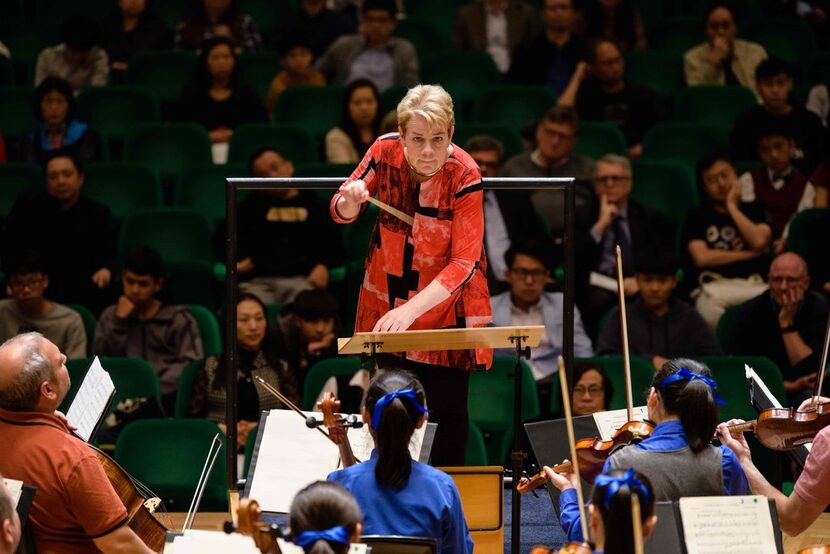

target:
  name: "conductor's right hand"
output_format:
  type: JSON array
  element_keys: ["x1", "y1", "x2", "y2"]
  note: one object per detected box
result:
[{"x1": 339, "y1": 180, "x2": 369, "y2": 208}]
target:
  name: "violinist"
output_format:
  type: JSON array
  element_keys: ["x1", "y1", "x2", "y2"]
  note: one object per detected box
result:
[
  {"x1": 0, "y1": 475, "x2": 21, "y2": 554},
  {"x1": 0, "y1": 333, "x2": 155, "y2": 553},
  {"x1": 288, "y1": 481, "x2": 363, "y2": 554},
  {"x1": 327, "y1": 370, "x2": 473, "y2": 554},
  {"x1": 547, "y1": 468, "x2": 657, "y2": 554},
  {"x1": 718, "y1": 396, "x2": 830, "y2": 536}
]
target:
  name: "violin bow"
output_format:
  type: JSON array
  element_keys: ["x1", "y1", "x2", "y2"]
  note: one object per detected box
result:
[
  {"x1": 558, "y1": 356, "x2": 591, "y2": 545},
  {"x1": 254, "y1": 376, "x2": 331, "y2": 441},
  {"x1": 615, "y1": 245, "x2": 634, "y2": 420},
  {"x1": 631, "y1": 493, "x2": 644, "y2": 554},
  {"x1": 813, "y1": 312, "x2": 830, "y2": 406},
  {"x1": 183, "y1": 433, "x2": 224, "y2": 532}
]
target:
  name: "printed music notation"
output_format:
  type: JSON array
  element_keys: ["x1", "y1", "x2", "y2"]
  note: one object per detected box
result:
[
  {"x1": 2, "y1": 478, "x2": 22, "y2": 507},
  {"x1": 592, "y1": 406, "x2": 649, "y2": 441},
  {"x1": 679, "y1": 496, "x2": 778, "y2": 554},
  {"x1": 66, "y1": 356, "x2": 115, "y2": 442}
]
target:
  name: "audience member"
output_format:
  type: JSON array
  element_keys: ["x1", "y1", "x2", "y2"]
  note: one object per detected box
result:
[
  {"x1": 19, "y1": 77, "x2": 100, "y2": 165},
  {"x1": 731, "y1": 58, "x2": 826, "y2": 177},
  {"x1": 597, "y1": 250, "x2": 721, "y2": 369},
  {"x1": 3, "y1": 154, "x2": 115, "y2": 314},
  {"x1": 274, "y1": 0, "x2": 355, "y2": 59},
  {"x1": 680, "y1": 153, "x2": 772, "y2": 327},
  {"x1": 174, "y1": 0, "x2": 262, "y2": 51},
  {"x1": 571, "y1": 361, "x2": 613, "y2": 416},
  {"x1": 558, "y1": 38, "x2": 663, "y2": 158},
  {"x1": 325, "y1": 78, "x2": 382, "y2": 164},
  {"x1": 267, "y1": 34, "x2": 326, "y2": 118},
  {"x1": 101, "y1": 0, "x2": 171, "y2": 82},
  {"x1": 314, "y1": 0, "x2": 418, "y2": 92},
  {"x1": 577, "y1": 0, "x2": 647, "y2": 51},
  {"x1": 465, "y1": 135, "x2": 548, "y2": 289},
  {"x1": 0, "y1": 333, "x2": 155, "y2": 553},
  {"x1": 492, "y1": 239, "x2": 594, "y2": 380},
  {"x1": 288, "y1": 481, "x2": 363, "y2": 554},
  {"x1": 451, "y1": 0, "x2": 539, "y2": 74},
  {"x1": 739, "y1": 120, "x2": 816, "y2": 251},
  {"x1": 0, "y1": 475, "x2": 21, "y2": 554},
  {"x1": 807, "y1": 83, "x2": 829, "y2": 127},
  {"x1": 274, "y1": 289, "x2": 339, "y2": 395},
  {"x1": 684, "y1": 1, "x2": 767, "y2": 99},
  {"x1": 189, "y1": 293, "x2": 300, "y2": 449},
  {"x1": 575, "y1": 154, "x2": 673, "y2": 340},
  {"x1": 328, "y1": 370, "x2": 473, "y2": 553},
  {"x1": 34, "y1": 15, "x2": 109, "y2": 91},
  {"x1": 235, "y1": 148, "x2": 343, "y2": 304},
  {"x1": 94, "y1": 247, "x2": 204, "y2": 414},
  {"x1": 0, "y1": 253, "x2": 86, "y2": 360},
  {"x1": 731, "y1": 252, "x2": 828, "y2": 404},
  {"x1": 506, "y1": 0, "x2": 586, "y2": 96},
  {"x1": 178, "y1": 36, "x2": 266, "y2": 148}
]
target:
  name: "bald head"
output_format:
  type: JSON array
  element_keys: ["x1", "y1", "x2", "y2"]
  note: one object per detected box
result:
[
  {"x1": 0, "y1": 333, "x2": 66, "y2": 413},
  {"x1": 768, "y1": 252, "x2": 810, "y2": 307},
  {"x1": 0, "y1": 475, "x2": 21, "y2": 554},
  {"x1": 770, "y1": 252, "x2": 808, "y2": 277}
]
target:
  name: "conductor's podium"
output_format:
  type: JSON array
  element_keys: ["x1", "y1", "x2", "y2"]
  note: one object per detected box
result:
[{"x1": 441, "y1": 466, "x2": 504, "y2": 554}]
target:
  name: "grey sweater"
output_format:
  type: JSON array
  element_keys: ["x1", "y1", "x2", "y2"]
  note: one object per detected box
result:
[{"x1": 0, "y1": 299, "x2": 86, "y2": 359}]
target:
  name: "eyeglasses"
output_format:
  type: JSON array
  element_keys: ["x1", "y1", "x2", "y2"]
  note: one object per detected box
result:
[
  {"x1": 510, "y1": 268, "x2": 549, "y2": 280},
  {"x1": 768, "y1": 275, "x2": 805, "y2": 285},
  {"x1": 574, "y1": 385, "x2": 604, "y2": 397},
  {"x1": 8, "y1": 277, "x2": 44, "y2": 291}
]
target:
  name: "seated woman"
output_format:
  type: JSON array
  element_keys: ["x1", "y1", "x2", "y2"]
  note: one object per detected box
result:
[
  {"x1": 177, "y1": 36, "x2": 267, "y2": 151},
  {"x1": 288, "y1": 480, "x2": 363, "y2": 554},
  {"x1": 174, "y1": 0, "x2": 261, "y2": 51},
  {"x1": 189, "y1": 292, "x2": 300, "y2": 449},
  {"x1": 327, "y1": 370, "x2": 473, "y2": 554},
  {"x1": 325, "y1": 78, "x2": 381, "y2": 164},
  {"x1": 20, "y1": 77, "x2": 100, "y2": 164},
  {"x1": 101, "y1": 0, "x2": 171, "y2": 82},
  {"x1": 546, "y1": 467, "x2": 657, "y2": 553}
]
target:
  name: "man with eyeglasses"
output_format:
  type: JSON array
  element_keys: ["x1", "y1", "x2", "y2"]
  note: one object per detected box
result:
[
  {"x1": 0, "y1": 252, "x2": 86, "y2": 359},
  {"x1": 491, "y1": 239, "x2": 593, "y2": 394},
  {"x1": 732, "y1": 252, "x2": 829, "y2": 404}
]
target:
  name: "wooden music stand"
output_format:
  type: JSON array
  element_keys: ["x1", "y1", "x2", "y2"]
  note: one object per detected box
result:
[{"x1": 338, "y1": 325, "x2": 544, "y2": 554}]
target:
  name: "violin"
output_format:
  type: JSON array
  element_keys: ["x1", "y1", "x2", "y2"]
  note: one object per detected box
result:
[
  {"x1": 798, "y1": 546, "x2": 830, "y2": 554},
  {"x1": 227, "y1": 497, "x2": 283, "y2": 554},
  {"x1": 318, "y1": 392, "x2": 358, "y2": 468},
  {"x1": 518, "y1": 461, "x2": 574, "y2": 494},
  {"x1": 530, "y1": 542, "x2": 593, "y2": 554},
  {"x1": 91, "y1": 444, "x2": 170, "y2": 552}
]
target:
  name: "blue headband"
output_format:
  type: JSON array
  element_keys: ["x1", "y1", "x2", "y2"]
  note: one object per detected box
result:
[
  {"x1": 594, "y1": 468, "x2": 651, "y2": 511},
  {"x1": 371, "y1": 388, "x2": 429, "y2": 430},
  {"x1": 658, "y1": 367, "x2": 726, "y2": 405},
  {"x1": 292, "y1": 525, "x2": 350, "y2": 551}
]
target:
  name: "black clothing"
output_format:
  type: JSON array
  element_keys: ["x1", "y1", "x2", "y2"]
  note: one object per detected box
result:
[
  {"x1": 506, "y1": 33, "x2": 586, "y2": 96},
  {"x1": 597, "y1": 296, "x2": 722, "y2": 360},
  {"x1": 273, "y1": 8, "x2": 355, "y2": 59},
  {"x1": 730, "y1": 105, "x2": 826, "y2": 177},
  {"x1": 101, "y1": 10, "x2": 171, "y2": 83},
  {"x1": 178, "y1": 84, "x2": 267, "y2": 132},
  {"x1": 3, "y1": 192, "x2": 116, "y2": 314},
  {"x1": 575, "y1": 78, "x2": 663, "y2": 146}
]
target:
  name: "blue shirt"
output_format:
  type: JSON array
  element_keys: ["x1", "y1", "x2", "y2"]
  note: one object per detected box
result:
[
  {"x1": 328, "y1": 450, "x2": 473, "y2": 554},
  {"x1": 559, "y1": 420, "x2": 750, "y2": 542}
]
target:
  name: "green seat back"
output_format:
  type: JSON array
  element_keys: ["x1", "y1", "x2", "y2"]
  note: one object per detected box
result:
[
  {"x1": 624, "y1": 50, "x2": 686, "y2": 97},
  {"x1": 473, "y1": 85, "x2": 557, "y2": 133},
  {"x1": 403, "y1": 0, "x2": 457, "y2": 39},
  {"x1": 468, "y1": 356, "x2": 540, "y2": 465},
  {"x1": 76, "y1": 86, "x2": 160, "y2": 141},
  {"x1": 675, "y1": 86, "x2": 758, "y2": 134},
  {"x1": 117, "y1": 208, "x2": 214, "y2": 270},
  {"x1": 125, "y1": 50, "x2": 198, "y2": 103},
  {"x1": 238, "y1": 51, "x2": 281, "y2": 102},
  {"x1": 156, "y1": 0, "x2": 192, "y2": 29},
  {"x1": 380, "y1": 85, "x2": 408, "y2": 116},
  {"x1": 465, "y1": 422, "x2": 488, "y2": 466},
  {"x1": 394, "y1": 17, "x2": 448, "y2": 53},
  {"x1": 699, "y1": 355, "x2": 787, "y2": 422},
  {"x1": 115, "y1": 419, "x2": 228, "y2": 511},
  {"x1": 228, "y1": 123, "x2": 318, "y2": 165},
  {"x1": 716, "y1": 304, "x2": 742, "y2": 354},
  {"x1": 0, "y1": 55, "x2": 13, "y2": 85},
  {"x1": 422, "y1": 50, "x2": 500, "y2": 117},
  {"x1": 65, "y1": 303, "x2": 96, "y2": 358},
  {"x1": 174, "y1": 358, "x2": 204, "y2": 418},
  {"x1": 0, "y1": 87, "x2": 36, "y2": 139},
  {"x1": 787, "y1": 208, "x2": 830, "y2": 261},
  {"x1": 273, "y1": 86, "x2": 345, "y2": 140},
  {"x1": 0, "y1": 20, "x2": 58, "y2": 65},
  {"x1": 302, "y1": 357, "x2": 364, "y2": 410},
  {"x1": 642, "y1": 122, "x2": 728, "y2": 170},
  {"x1": 264, "y1": 302, "x2": 284, "y2": 325},
  {"x1": 744, "y1": 18, "x2": 816, "y2": 73},
  {"x1": 294, "y1": 162, "x2": 354, "y2": 180},
  {"x1": 82, "y1": 163, "x2": 163, "y2": 222},
  {"x1": 452, "y1": 123, "x2": 524, "y2": 161},
  {"x1": 186, "y1": 305, "x2": 221, "y2": 356},
  {"x1": 631, "y1": 159, "x2": 699, "y2": 220},
  {"x1": 60, "y1": 357, "x2": 162, "y2": 415},
  {"x1": 173, "y1": 163, "x2": 248, "y2": 226},
  {"x1": 810, "y1": 52, "x2": 830, "y2": 87},
  {"x1": 649, "y1": 18, "x2": 701, "y2": 56},
  {"x1": 575, "y1": 122, "x2": 627, "y2": 158},
  {"x1": 0, "y1": 163, "x2": 40, "y2": 218},
  {"x1": 123, "y1": 123, "x2": 212, "y2": 183},
  {"x1": 575, "y1": 356, "x2": 655, "y2": 410}
]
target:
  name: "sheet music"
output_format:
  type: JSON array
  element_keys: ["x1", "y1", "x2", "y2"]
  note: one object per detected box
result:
[
  {"x1": 592, "y1": 406, "x2": 649, "y2": 440},
  {"x1": 2, "y1": 478, "x2": 22, "y2": 507},
  {"x1": 746, "y1": 365, "x2": 812, "y2": 452},
  {"x1": 348, "y1": 417, "x2": 427, "y2": 466},
  {"x1": 163, "y1": 531, "x2": 366, "y2": 554},
  {"x1": 679, "y1": 496, "x2": 778, "y2": 554},
  {"x1": 66, "y1": 357, "x2": 114, "y2": 442},
  {"x1": 247, "y1": 410, "x2": 340, "y2": 513}
]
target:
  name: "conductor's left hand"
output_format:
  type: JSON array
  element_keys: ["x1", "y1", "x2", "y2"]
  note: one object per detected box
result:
[{"x1": 373, "y1": 305, "x2": 418, "y2": 332}]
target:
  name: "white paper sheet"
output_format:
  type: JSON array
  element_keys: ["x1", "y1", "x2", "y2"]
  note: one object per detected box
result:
[
  {"x1": 592, "y1": 406, "x2": 649, "y2": 441},
  {"x1": 589, "y1": 271, "x2": 618, "y2": 292},
  {"x1": 2, "y1": 478, "x2": 22, "y2": 507},
  {"x1": 162, "y1": 530, "x2": 367, "y2": 554},
  {"x1": 347, "y1": 417, "x2": 426, "y2": 466},
  {"x1": 66, "y1": 356, "x2": 114, "y2": 442},
  {"x1": 679, "y1": 496, "x2": 778, "y2": 554}
]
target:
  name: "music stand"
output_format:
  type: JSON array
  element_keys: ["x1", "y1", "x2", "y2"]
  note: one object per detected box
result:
[{"x1": 338, "y1": 325, "x2": 544, "y2": 554}]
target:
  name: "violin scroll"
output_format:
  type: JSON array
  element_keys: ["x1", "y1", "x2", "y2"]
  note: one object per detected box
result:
[{"x1": 230, "y1": 498, "x2": 284, "y2": 554}]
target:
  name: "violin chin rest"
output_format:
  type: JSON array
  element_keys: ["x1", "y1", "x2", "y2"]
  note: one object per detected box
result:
[{"x1": 144, "y1": 497, "x2": 162, "y2": 513}]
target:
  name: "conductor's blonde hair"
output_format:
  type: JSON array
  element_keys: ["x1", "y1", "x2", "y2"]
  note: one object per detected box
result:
[{"x1": 397, "y1": 84, "x2": 455, "y2": 136}]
